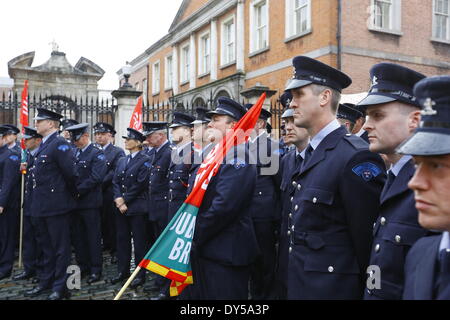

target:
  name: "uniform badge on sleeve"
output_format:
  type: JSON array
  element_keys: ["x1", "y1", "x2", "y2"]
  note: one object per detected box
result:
[
  {"x1": 9, "y1": 154, "x2": 19, "y2": 162},
  {"x1": 58, "y1": 144, "x2": 70, "y2": 152},
  {"x1": 352, "y1": 162, "x2": 382, "y2": 182},
  {"x1": 97, "y1": 154, "x2": 106, "y2": 161},
  {"x1": 230, "y1": 158, "x2": 247, "y2": 169},
  {"x1": 144, "y1": 161, "x2": 152, "y2": 168}
]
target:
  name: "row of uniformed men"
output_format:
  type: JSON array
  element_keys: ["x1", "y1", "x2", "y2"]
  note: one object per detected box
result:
[{"x1": 1, "y1": 56, "x2": 449, "y2": 301}]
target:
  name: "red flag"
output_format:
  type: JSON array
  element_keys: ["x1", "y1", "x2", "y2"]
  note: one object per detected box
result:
[
  {"x1": 19, "y1": 80, "x2": 29, "y2": 169},
  {"x1": 129, "y1": 96, "x2": 143, "y2": 131}
]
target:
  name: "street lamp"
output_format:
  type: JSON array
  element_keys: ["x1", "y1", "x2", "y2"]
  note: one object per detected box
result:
[{"x1": 121, "y1": 63, "x2": 133, "y2": 89}]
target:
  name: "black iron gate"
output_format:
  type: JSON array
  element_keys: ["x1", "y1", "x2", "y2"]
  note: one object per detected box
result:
[{"x1": 0, "y1": 92, "x2": 116, "y2": 136}]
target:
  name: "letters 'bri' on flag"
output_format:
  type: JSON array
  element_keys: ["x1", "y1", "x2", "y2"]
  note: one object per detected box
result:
[
  {"x1": 129, "y1": 96, "x2": 143, "y2": 131},
  {"x1": 20, "y1": 80, "x2": 29, "y2": 164},
  {"x1": 138, "y1": 93, "x2": 266, "y2": 296}
]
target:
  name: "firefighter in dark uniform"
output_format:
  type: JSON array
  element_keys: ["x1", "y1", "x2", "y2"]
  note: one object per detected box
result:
[
  {"x1": 167, "y1": 112, "x2": 195, "y2": 221},
  {"x1": 349, "y1": 105, "x2": 369, "y2": 143},
  {"x1": 24, "y1": 108, "x2": 78, "y2": 300},
  {"x1": 93, "y1": 122, "x2": 125, "y2": 263},
  {"x1": 285, "y1": 56, "x2": 386, "y2": 300},
  {"x1": 244, "y1": 105, "x2": 282, "y2": 300},
  {"x1": 60, "y1": 119, "x2": 79, "y2": 144},
  {"x1": 276, "y1": 92, "x2": 309, "y2": 299},
  {"x1": 0, "y1": 126, "x2": 21, "y2": 281},
  {"x1": 355, "y1": 63, "x2": 429, "y2": 300},
  {"x1": 110, "y1": 128, "x2": 151, "y2": 287},
  {"x1": 145, "y1": 122, "x2": 172, "y2": 296},
  {"x1": 2, "y1": 124, "x2": 21, "y2": 154},
  {"x1": 65, "y1": 123, "x2": 107, "y2": 284},
  {"x1": 181, "y1": 97, "x2": 259, "y2": 300},
  {"x1": 12, "y1": 127, "x2": 43, "y2": 282},
  {"x1": 337, "y1": 103, "x2": 364, "y2": 134},
  {"x1": 398, "y1": 75, "x2": 450, "y2": 300}
]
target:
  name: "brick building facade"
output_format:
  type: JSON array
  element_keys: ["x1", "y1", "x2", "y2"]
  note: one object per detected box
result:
[{"x1": 120, "y1": 0, "x2": 450, "y2": 110}]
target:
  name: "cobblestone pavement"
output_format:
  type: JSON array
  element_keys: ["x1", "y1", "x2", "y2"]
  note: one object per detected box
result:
[{"x1": 0, "y1": 252, "x2": 161, "y2": 300}]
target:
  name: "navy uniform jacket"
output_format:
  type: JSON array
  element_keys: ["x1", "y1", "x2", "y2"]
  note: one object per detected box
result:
[
  {"x1": 403, "y1": 234, "x2": 449, "y2": 300},
  {"x1": 148, "y1": 141, "x2": 172, "y2": 222},
  {"x1": 365, "y1": 160, "x2": 428, "y2": 300},
  {"x1": 0, "y1": 146, "x2": 20, "y2": 210},
  {"x1": 75, "y1": 144, "x2": 107, "y2": 209},
  {"x1": 23, "y1": 150, "x2": 36, "y2": 215},
  {"x1": 287, "y1": 126, "x2": 386, "y2": 300},
  {"x1": 277, "y1": 149, "x2": 303, "y2": 292},
  {"x1": 248, "y1": 133, "x2": 281, "y2": 222},
  {"x1": 191, "y1": 144, "x2": 259, "y2": 267},
  {"x1": 113, "y1": 151, "x2": 151, "y2": 215},
  {"x1": 167, "y1": 142, "x2": 193, "y2": 221},
  {"x1": 102, "y1": 144, "x2": 126, "y2": 191},
  {"x1": 30, "y1": 132, "x2": 78, "y2": 217}
]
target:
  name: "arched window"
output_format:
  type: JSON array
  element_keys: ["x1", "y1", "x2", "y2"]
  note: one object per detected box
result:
[{"x1": 214, "y1": 90, "x2": 231, "y2": 105}]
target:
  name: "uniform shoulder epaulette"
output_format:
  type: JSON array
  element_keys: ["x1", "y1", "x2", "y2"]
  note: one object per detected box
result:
[{"x1": 343, "y1": 134, "x2": 368, "y2": 150}]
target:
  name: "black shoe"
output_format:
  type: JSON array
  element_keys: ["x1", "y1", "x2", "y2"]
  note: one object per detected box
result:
[
  {"x1": 130, "y1": 277, "x2": 145, "y2": 289},
  {"x1": 110, "y1": 273, "x2": 130, "y2": 285},
  {"x1": 47, "y1": 291, "x2": 71, "y2": 300},
  {"x1": 24, "y1": 286, "x2": 50, "y2": 297},
  {"x1": 13, "y1": 271, "x2": 35, "y2": 281},
  {"x1": 87, "y1": 273, "x2": 102, "y2": 284},
  {"x1": 150, "y1": 293, "x2": 171, "y2": 301},
  {"x1": 143, "y1": 283, "x2": 159, "y2": 293},
  {"x1": 0, "y1": 272, "x2": 11, "y2": 281}
]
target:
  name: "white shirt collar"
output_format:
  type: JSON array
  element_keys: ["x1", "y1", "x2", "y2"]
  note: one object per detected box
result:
[
  {"x1": 156, "y1": 140, "x2": 169, "y2": 152},
  {"x1": 389, "y1": 155, "x2": 413, "y2": 177},
  {"x1": 356, "y1": 128, "x2": 366, "y2": 137},
  {"x1": 80, "y1": 142, "x2": 91, "y2": 153},
  {"x1": 310, "y1": 119, "x2": 341, "y2": 151},
  {"x1": 129, "y1": 150, "x2": 140, "y2": 158},
  {"x1": 102, "y1": 143, "x2": 111, "y2": 150},
  {"x1": 439, "y1": 232, "x2": 450, "y2": 252},
  {"x1": 42, "y1": 131, "x2": 58, "y2": 144}
]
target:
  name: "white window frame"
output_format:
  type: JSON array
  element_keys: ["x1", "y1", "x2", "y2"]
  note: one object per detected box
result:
[
  {"x1": 143, "y1": 78, "x2": 148, "y2": 105},
  {"x1": 250, "y1": 0, "x2": 269, "y2": 54},
  {"x1": 165, "y1": 55, "x2": 173, "y2": 90},
  {"x1": 369, "y1": 0, "x2": 402, "y2": 35},
  {"x1": 198, "y1": 31, "x2": 211, "y2": 76},
  {"x1": 180, "y1": 43, "x2": 190, "y2": 85},
  {"x1": 432, "y1": 0, "x2": 450, "y2": 42},
  {"x1": 221, "y1": 14, "x2": 236, "y2": 67},
  {"x1": 285, "y1": 0, "x2": 311, "y2": 40},
  {"x1": 152, "y1": 61, "x2": 160, "y2": 95}
]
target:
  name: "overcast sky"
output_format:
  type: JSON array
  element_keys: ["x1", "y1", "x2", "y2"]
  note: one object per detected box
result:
[{"x1": 0, "y1": 0, "x2": 184, "y2": 90}]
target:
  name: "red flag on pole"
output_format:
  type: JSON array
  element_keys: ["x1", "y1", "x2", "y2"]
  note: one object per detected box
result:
[
  {"x1": 19, "y1": 80, "x2": 29, "y2": 168},
  {"x1": 129, "y1": 96, "x2": 143, "y2": 131}
]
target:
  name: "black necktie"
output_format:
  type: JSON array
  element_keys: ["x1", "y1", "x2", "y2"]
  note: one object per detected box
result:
[
  {"x1": 381, "y1": 171, "x2": 396, "y2": 198},
  {"x1": 76, "y1": 149, "x2": 83, "y2": 160},
  {"x1": 301, "y1": 144, "x2": 314, "y2": 170},
  {"x1": 295, "y1": 153, "x2": 303, "y2": 171},
  {"x1": 126, "y1": 155, "x2": 132, "y2": 165},
  {"x1": 435, "y1": 249, "x2": 450, "y2": 299}
]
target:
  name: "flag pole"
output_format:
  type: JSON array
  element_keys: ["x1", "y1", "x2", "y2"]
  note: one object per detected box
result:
[
  {"x1": 17, "y1": 173, "x2": 25, "y2": 269},
  {"x1": 113, "y1": 266, "x2": 142, "y2": 300}
]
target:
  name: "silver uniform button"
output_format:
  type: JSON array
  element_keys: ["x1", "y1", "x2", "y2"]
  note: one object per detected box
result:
[
  {"x1": 290, "y1": 197, "x2": 293, "y2": 202},
  {"x1": 289, "y1": 247, "x2": 292, "y2": 253},
  {"x1": 292, "y1": 181, "x2": 297, "y2": 188},
  {"x1": 328, "y1": 266, "x2": 334, "y2": 273},
  {"x1": 395, "y1": 235, "x2": 401, "y2": 243},
  {"x1": 313, "y1": 197, "x2": 317, "y2": 204},
  {"x1": 294, "y1": 205, "x2": 298, "y2": 211},
  {"x1": 373, "y1": 222, "x2": 376, "y2": 229},
  {"x1": 291, "y1": 225, "x2": 295, "y2": 231},
  {"x1": 259, "y1": 191, "x2": 262, "y2": 195},
  {"x1": 380, "y1": 217, "x2": 386, "y2": 225},
  {"x1": 446, "y1": 249, "x2": 450, "y2": 253},
  {"x1": 289, "y1": 213, "x2": 292, "y2": 218},
  {"x1": 375, "y1": 244, "x2": 380, "y2": 252},
  {"x1": 287, "y1": 231, "x2": 291, "y2": 236},
  {"x1": 297, "y1": 184, "x2": 301, "y2": 191}
]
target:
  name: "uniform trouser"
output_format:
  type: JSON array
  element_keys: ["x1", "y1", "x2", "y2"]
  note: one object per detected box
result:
[
  {"x1": 115, "y1": 211, "x2": 148, "y2": 280},
  {"x1": 31, "y1": 214, "x2": 71, "y2": 293},
  {"x1": 23, "y1": 215, "x2": 42, "y2": 276},
  {"x1": 71, "y1": 208, "x2": 103, "y2": 274},
  {"x1": 180, "y1": 256, "x2": 250, "y2": 300},
  {"x1": 0, "y1": 207, "x2": 18, "y2": 275},
  {"x1": 101, "y1": 188, "x2": 116, "y2": 253},
  {"x1": 249, "y1": 220, "x2": 278, "y2": 300}
]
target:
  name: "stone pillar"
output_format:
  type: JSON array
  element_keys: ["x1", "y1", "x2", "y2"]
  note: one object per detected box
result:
[
  {"x1": 111, "y1": 87, "x2": 142, "y2": 150},
  {"x1": 172, "y1": 45, "x2": 179, "y2": 95},
  {"x1": 189, "y1": 34, "x2": 196, "y2": 89},
  {"x1": 236, "y1": 0, "x2": 245, "y2": 72},
  {"x1": 210, "y1": 18, "x2": 218, "y2": 81},
  {"x1": 240, "y1": 85, "x2": 277, "y2": 111}
]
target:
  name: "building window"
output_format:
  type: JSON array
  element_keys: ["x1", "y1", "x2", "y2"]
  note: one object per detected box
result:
[
  {"x1": 369, "y1": 0, "x2": 402, "y2": 34},
  {"x1": 165, "y1": 55, "x2": 173, "y2": 90},
  {"x1": 286, "y1": 0, "x2": 311, "y2": 40},
  {"x1": 199, "y1": 32, "x2": 211, "y2": 76},
  {"x1": 221, "y1": 16, "x2": 236, "y2": 65},
  {"x1": 152, "y1": 61, "x2": 160, "y2": 95},
  {"x1": 250, "y1": 0, "x2": 269, "y2": 53},
  {"x1": 181, "y1": 44, "x2": 190, "y2": 84},
  {"x1": 433, "y1": 0, "x2": 450, "y2": 41}
]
